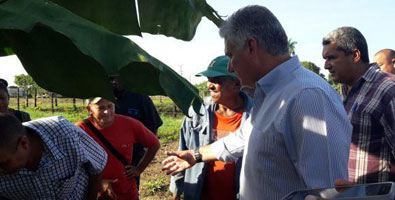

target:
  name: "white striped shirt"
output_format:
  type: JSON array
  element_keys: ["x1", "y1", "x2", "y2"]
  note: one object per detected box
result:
[{"x1": 211, "y1": 56, "x2": 352, "y2": 199}]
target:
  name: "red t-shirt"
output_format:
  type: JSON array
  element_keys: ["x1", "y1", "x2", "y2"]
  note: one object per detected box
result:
[
  {"x1": 76, "y1": 114, "x2": 159, "y2": 200},
  {"x1": 201, "y1": 110, "x2": 243, "y2": 200}
]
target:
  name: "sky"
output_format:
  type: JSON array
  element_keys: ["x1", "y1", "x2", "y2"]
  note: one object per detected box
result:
[{"x1": 1, "y1": 0, "x2": 394, "y2": 86}]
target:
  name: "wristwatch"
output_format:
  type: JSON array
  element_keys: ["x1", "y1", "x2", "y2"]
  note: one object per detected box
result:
[{"x1": 194, "y1": 147, "x2": 203, "y2": 163}]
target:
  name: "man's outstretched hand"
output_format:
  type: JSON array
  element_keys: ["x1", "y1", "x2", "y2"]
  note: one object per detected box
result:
[{"x1": 162, "y1": 150, "x2": 196, "y2": 176}]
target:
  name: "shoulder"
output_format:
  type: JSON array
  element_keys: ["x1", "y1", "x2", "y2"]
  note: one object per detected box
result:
[{"x1": 115, "y1": 114, "x2": 144, "y2": 127}]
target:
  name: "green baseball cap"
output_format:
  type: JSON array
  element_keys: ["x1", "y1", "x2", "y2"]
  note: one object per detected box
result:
[{"x1": 195, "y1": 56, "x2": 237, "y2": 78}]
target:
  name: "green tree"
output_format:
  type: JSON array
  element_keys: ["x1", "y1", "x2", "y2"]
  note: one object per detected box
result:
[
  {"x1": 328, "y1": 74, "x2": 341, "y2": 93},
  {"x1": 14, "y1": 74, "x2": 48, "y2": 97},
  {"x1": 301, "y1": 61, "x2": 326, "y2": 80},
  {"x1": 194, "y1": 81, "x2": 209, "y2": 97},
  {"x1": 288, "y1": 38, "x2": 297, "y2": 56}
]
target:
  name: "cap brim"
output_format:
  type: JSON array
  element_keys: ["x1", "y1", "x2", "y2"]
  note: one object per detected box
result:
[{"x1": 195, "y1": 70, "x2": 236, "y2": 78}]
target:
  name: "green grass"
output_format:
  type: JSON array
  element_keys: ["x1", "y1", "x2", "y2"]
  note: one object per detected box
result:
[
  {"x1": 142, "y1": 176, "x2": 168, "y2": 196},
  {"x1": 157, "y1": 115, "x2": 183, "y2": 144}
]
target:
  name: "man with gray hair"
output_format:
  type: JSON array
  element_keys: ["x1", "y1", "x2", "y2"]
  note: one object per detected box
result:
[
  {"x1": 163, "y1": 5, "x2": 352, "y2": 199},
  {"x1": 322, "y1": 27, "x2": 395, "y2": 184},
  {"x1": 373, "y1": 49, "x2": 395, "y2": 74}
]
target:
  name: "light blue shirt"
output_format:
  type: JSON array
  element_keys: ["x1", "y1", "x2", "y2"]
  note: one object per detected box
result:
[{"x1": 211, "y1": 56, "x2": 352, "y2": 200}]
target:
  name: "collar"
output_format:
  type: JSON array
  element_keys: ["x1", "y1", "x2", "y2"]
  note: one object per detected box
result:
[
  {"x1": 360, "y1": 63, "x2": 380, "y2": 83},
  {"x1": 341, "y1": 63, "x2": 380, "y2": 96},
  {"x1": 255, "y1": 56, "x2": 301, "y2": 94}
]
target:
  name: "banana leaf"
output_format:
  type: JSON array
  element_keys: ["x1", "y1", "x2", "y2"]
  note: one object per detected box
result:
[
  {"x1": 0, "y1": 0, "x2": 202, "y2": 115},
  {"x1": 48, "y1": 0, "x2": 223, "y2": 41}
]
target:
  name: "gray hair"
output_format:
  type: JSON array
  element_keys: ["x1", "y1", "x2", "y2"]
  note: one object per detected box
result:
[
  {"x1": 323, "y1": 27, "x2": 369, "y2": 63},
  {"x1": 219, "y1": 5, "x2": 289, "y2": 56}
]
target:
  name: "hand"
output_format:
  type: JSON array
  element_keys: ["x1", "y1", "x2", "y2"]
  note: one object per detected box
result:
[
  {"x1": 304, "y1": 179, "x2": 353, "y2": 200},
  {"x1": 124, "y1": 165, "x2": 141, "y2": 179},
  {"x1": 304, "y1": 195, "x2": 327, "y2": 200},
  {"x1": 334, "y1": 179, "x2": 353, "y2": 187},
  {"x1": 162, "y1": 150, "x2": 196, "y2": 176},
  {"x1": 99, "y1": 179, "x2": 118, "y2": 200},
  {"x1": 172, "y1": 193, "x2": 181, "y2": 200}
]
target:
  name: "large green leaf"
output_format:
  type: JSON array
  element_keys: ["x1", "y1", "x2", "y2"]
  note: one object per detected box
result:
[
  {"x1": 0, "y1": 0, "x2": 202, "y2": 114},
  {"x1": 48, "y1": 0, "x2": 141, "y2": 36},
  {"x1": 138, "y1": 0, "x2": 223, "y2": 40},
  {"x1": 47, "y1": 0, "x2": 223, "y2": 41}
]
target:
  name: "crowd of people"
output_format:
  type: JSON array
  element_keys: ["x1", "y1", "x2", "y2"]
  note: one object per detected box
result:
[{"x1": 0, "y1": 4, "x2": 395, "y2": 200}]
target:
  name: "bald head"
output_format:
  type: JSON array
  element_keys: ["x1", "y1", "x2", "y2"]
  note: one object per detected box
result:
[{"x1": 373, "y1": 49, "x2": 395, "y2": 74}]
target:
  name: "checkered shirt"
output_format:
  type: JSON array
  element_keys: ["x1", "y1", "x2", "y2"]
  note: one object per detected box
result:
[
  {"x1": 342, "y1": 64, "x2": 395, "y2": 183},
  {"x1": 0, "y1": 116, "x2": 107, "y2": 200}
]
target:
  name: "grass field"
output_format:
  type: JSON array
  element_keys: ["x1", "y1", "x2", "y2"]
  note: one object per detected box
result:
[{"x1": 8, "y1": 97, "x2": 182, "y2": 199}]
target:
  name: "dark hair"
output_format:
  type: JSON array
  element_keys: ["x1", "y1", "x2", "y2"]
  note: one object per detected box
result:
[
  {"x1": 0, "y1": 83, "x2": 9, "y2": 99},
  {"x1": 322, "y1": 27, "x2": 369, "y2": 63},
  {"x1": 0, "y1": 113, "x2": 26, "y2": 148}
]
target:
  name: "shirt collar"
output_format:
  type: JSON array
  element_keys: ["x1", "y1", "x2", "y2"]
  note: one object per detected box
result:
[
  {"x1": 255, "y1": 56, "x2": 301, "y2": 94},
  {"x1": 361, "y1": 63, "x2": 380, "y2": 83}
]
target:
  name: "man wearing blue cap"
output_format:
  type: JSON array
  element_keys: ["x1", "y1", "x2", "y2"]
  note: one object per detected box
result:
[{"x1": 169, "y1": 56, "x2": 253, "y2": 200}]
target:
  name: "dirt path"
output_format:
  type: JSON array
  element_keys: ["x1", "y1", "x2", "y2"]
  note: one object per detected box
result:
[{"x1": 139, "y1": 140, "x2": 178, "y2": 200}]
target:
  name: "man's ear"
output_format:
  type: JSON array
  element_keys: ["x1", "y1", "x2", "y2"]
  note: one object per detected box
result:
[
  {"x1": 352, "y1": 49, "x2": 362, "y2": 63},
  {"x1": 86, "y1": 106, "x2": 92, "y2": 114},
  {"x1": 246, "y1": 38, "x2": 259, "y2": 55},
  {"x1": 18, "y1": 136, "x2": 30, "y2": 151}
]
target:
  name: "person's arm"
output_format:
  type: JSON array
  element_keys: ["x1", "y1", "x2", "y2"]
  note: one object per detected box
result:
[
  {"x1": 72, "y1": 122, "x2": 108, "y2": 198},
  {"x1": 124, "y1": 142, "x2": 160, "y2": 178},
  {"x1": 142, "y1": 95, "x2": 163, "y2": 134},
  {"x1": 86, "y1": 172, "x2": 103, "y2": 200},
  {"x1": 124, "y1": 123, "x2": 161, "y2": 178},
  {"x1": 162, "y1": 116, "x2": 248, "y2": 175},
  {"x1": 162, "y1": 144, "x2": 219, "y2": 176},
  {"x1": 380, "y1": 96, "x2": 395, "y2": 174},
  {"x1": 287, "y1": 89, "x2": 351, "y2": 188}
]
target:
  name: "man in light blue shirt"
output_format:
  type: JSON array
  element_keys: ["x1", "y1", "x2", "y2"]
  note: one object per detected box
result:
[{"x1": 162, "y1": 5, "x2": 352, "y2": 200}]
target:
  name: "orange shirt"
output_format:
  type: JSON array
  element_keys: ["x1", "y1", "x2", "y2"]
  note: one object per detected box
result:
[
  {"x1": 202, "y1": 110, "x2": 243, "y2": 200},
  {"x1": 76, "y1": 114, "x2": 159, "y2": 200}
]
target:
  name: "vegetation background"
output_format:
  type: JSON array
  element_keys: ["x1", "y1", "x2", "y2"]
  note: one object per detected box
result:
[{"x1": 9, "y1": 96, "x2": 181, "y2": 200}]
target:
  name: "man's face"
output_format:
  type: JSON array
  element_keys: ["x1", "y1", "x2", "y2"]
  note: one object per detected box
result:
[
  {"x1": 225, "y1": 41, "x2": 255, "y2": 87},
  {"x1": 87, "y1": 99, "x2": 115, "y2": 128},
  {"x1": 207, "y1": 76, "x2": 239, "y2": 105},
  {"x1": 322, "y1": 42, "x2": 355, "y2": 85},
  {"x1": 0, "y1": 137, "x2": 30, "y2": 175},
  {"x1": 373, "y1": 52, "x2": 395, "y2": 74},
  {"x1": 110, "y1": 77, "x2": 123, "y2": 93},
  {"x1": 0, "y1": 89, "x2": 9, "y2": 113}
]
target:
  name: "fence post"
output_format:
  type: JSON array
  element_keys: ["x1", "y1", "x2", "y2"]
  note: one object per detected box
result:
[
  {"x1": 17, "y1": 87, "x2": 20, "y2": 110},
  {"x1": 73, "y1": 98, "x2": 77, "y2": 110},
  {"x1": 25, "y1": 88, "x2": 29, "y2": 107},
  {"x1": 34, "y1": 88, "x2": 37, "y2": 107},
  {"x1": 173, "y1": 104, "x2": 177, "y2": 118},
  {"x1": 55, "y1": 94, "x2": 58, "y2": 107},
  {"x1": 51, "y1": 92, "x2": 54, "y2": 114}
]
